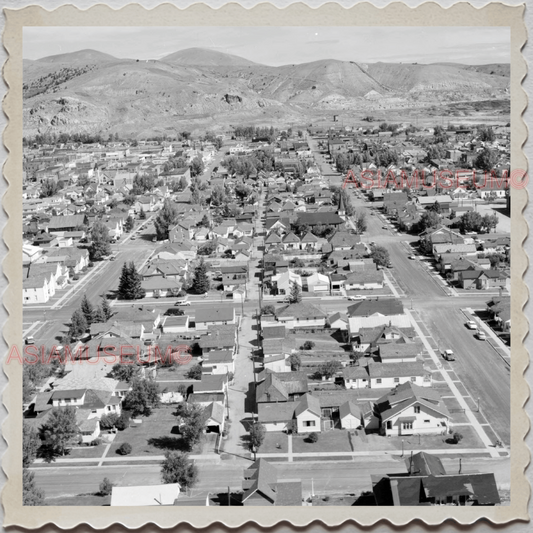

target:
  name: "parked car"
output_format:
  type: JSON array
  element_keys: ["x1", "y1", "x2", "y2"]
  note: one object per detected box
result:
[
  {"x1": 442, "y1": 349, "x2": 455, "y2": 361},
  {"x1": 175, "y1": 299, "x2": 191, "y2": 306},
  {"x1": 131, "y1": 235, "x2": 136, "y2": 240},
  {"x1": 476, "y1": 331, "x2": 487, "y2": 341},
  {"x1": 24, "y1": 336, "x2": 35, "y2": 345},
  {"x1": 465, "y1": 321, "x2": 477, "y2": 329},
  {"x1": 348, "y1": 295, "x2": 367, "y2": 301},
  {"x1": 382, "y1": 225, "x2": 388, "y2": 229}
]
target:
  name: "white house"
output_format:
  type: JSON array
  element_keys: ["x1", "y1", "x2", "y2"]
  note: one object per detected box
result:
[
  {"x1": 373, "y1": 382, "x2": 451, "y2": 436},
  {"x1": 276, "y1": 302, "x2": 327, "y2": 330},
  {"x1": 304, "y1": 272, "x2": 330, "y2": 293},
  {"x1": 343, "y1": 362, "x2": 431, "y2": 389},
  {"x1": 294, "y1": 393, "x2": 322, "y2": 434},
  {"x1": 202, "y1": 350, "x2": 235, "y2": 375}
]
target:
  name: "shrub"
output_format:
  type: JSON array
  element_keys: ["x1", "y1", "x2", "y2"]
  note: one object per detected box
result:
[
  {"x1": 99, "y1": 477, "x2": 114, "y2": 496},
  {"x1": 99, "y1": 413, "x2": 120, "y2": 430},
  {"x1": 118, "y1": 443, "x2": 132, "y2": 455},
  {"x1": 301, "y1": 340, "x2": 315, "y2": 351},
  {"x1": 72, "y1": 275, "x2": 80, "y2": 281},
  {"x1": 453, "y1": 431, "x2": 463, "y2": 444},
  {"x1": 115, "y1": 411, "x2": 131, "y2": 431},
  {"x1": 307, "y1": 432, "x2": 319, "y2": 443}
]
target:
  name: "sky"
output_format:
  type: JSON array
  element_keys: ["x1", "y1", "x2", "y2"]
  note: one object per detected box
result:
[{"x1": 23, "y1": 27, "x2": 510, "y2": 66}]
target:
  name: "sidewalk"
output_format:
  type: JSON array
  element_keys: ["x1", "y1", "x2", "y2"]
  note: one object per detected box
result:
[
  {"x1": 257, "y1": 447, "x2": 503, "y2": 460},
  {"x1": 33, "y1": 453, "x2": 221, "y2": 466}
]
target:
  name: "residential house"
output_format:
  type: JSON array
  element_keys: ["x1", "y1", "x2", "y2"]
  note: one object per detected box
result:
[
  {"x1": 275, "y1": 302, "x2": 327, "y2": 330},
  {"x1": 458, "y1": 269, "x2": 507, "y2": 290},
  {"x1": 242, "y1": 459, "x2": 303, "y2": 506},
  {"x1": 202, "y1": 350, "x2": 235, "y2": 375},
  {"x1": 373, "y1": 382, "x2": 451, "y2": 436},
  {"x1": 195, "y1": 307, "x2": 236, "y2": 331},
  {"x1": 343, "y1": 361, "x2": 431, "y2": 389},
  {"x1": 371, "y1": 452, "x2": 501, "y2": 506}
]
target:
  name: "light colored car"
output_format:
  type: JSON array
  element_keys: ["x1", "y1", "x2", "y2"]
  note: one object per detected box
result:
[
  {"x1": 348, "y1": 295, "x2": 367, "y2": 301},
  {"x1": 443, "y1": 349, "x2": 455, "y2": 361},
  {"x1": 25, "y1": 336, "x2": 35, "y2": 345},
  {"x1": 476, "y1": 331, "x2": 487, "y2": 341},
  {"x1": 175, "y1": 299, "x2": 191, "y2": 306},
  {"x1": 465, "y1": 321, "x2": 477, "y2": 330},
  {"x1": 408, "y1": 255, "x2": 416, "y2": 260}
]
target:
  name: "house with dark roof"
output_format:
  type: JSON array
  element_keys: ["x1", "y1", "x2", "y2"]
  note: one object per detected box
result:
[
  {"x1": 348, "y1": 298, "x2": 404, "y2": 318},
  {"x1": 373, "y1": 382, "x2": 450, "y2": 436},
  {"x1": 371, "y1": 451, "x2": 501, "y2": 506},
  {"x1": 255, "y1": 371, "x2": 308, "y2": 404},
  {"x1": 458, "y1": 269, "x2": 508, "y2": 290},
  {"x1": 296, "y1": 211, "x2": 344, "y2": 229},
  {"x1": 242, "y1": 459, "x2": 303, "y2": 506}
]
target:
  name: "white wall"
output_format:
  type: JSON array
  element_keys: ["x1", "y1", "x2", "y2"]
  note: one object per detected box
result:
[{"x1": 296, "y1": 412, "x2": 321, "y2": 433}]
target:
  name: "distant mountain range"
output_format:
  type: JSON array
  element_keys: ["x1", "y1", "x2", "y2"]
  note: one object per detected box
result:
[{"x1": 23, "y1": 48, "x2": 510, "y2": 138}]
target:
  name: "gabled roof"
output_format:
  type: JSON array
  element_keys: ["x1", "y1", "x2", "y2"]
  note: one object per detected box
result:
[
  {"x1": 276, "y1": 302, "x2": 327, "y2": 320},
  {"x1": 348, "y1": 298, "x2": 404, "y2": 317},
  {"x1": 294, "y1": 393, "x2": 321, "y2": 417},
  {"x1": 242, "y1": 459, "x2": 278, "y2": 504}
]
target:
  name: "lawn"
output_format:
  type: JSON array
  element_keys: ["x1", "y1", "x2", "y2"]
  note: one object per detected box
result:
[
  {"x1": 260, "y1": 431, "x2": 289, "y2": 454},
  {"x1": 107, "y1": 405, "x2": 205, "y2": 456},
  {"x1": 292, "y1": 430, "x2": 353, "y2": 453},
  {"x1": 45, "y1": 494, "x2": 110, "y2": 506},
  {"x1": 64, "y1": 445, "x2": 106, "y2": 460},
  {"x1": 155, "y1": 358, "x2": 200, "y2": 381}
]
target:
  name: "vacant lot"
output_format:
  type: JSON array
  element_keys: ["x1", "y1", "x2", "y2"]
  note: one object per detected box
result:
[
  {"x1": 292, "y1": 430, "x2": 353, "y2": 453},
  {"x1": 107, "y1": 405, "x2": 209, "y2": 456}
]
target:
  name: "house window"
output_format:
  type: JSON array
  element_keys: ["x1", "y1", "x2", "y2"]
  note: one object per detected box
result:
[
  {"x1": 414, "y1": 406, "x2": 420, "y2": 414},
  {"x1": 424, "y1": 419, "x2": 430, "y2": 423},
  {"x1": 304, "y1": 420, "x2": 316, "y2": 427},
  {"x1": 410, "y1": 376, "x2": 416, "y2": 382},
  {"x1": 376, "y1": 378, "x2": 382, "y2": 384},
  {"x1": 394, "y1": 378, "x2": 400, "y2": 383},
  {"x1": 386, "y1": 421, "x2": 392, "y2": 430},
  {"x1": 402, "y1": 422, "x2": 413, "y2": 430}
]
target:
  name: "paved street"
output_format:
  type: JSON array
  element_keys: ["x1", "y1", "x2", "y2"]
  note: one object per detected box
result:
[{"x1": 35, "y1": 455, "x2": 510, "y2": 500}]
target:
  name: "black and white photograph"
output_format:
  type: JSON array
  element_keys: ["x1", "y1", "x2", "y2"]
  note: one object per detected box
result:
[{"x1": 4, "y1": 3, "x2": 527, "y2": 527}]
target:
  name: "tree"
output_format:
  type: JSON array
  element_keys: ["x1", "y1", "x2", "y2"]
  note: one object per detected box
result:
[
  {"x1": 288, "y1": 352, "x2": 302, "y2": 371},
  {"x1": 354, "y1": 212, "x2": 367, "y2": 234},
  {"x1": 99, "y1": 477, "x2": 114, "y2": 495},
  {"x1": 89, "y1": 220, "x2": 111, "y2": 261},
  {"x1": 124, "y1": 215, "x2": 134, "y2": 232},
  {"x1": 99, "y1": 413, "x2": 120, "y2": 430},
  {"x1": 318, "y1": 360, "x2": 342, "y2": 379},
  {"x1": 80, "y1": 295, "x2": 94, "y2": 326},
  {"x1": 452, "y1": 431, "x2": 464, "y2": 444},
  {"x1": 301, "y1": 340, "x2": 315, "y2": 350},
  {"x1": 40, "y1": 178, "x2": 60, "y2": 198},
  {"x1": 154, "y1": 198, "x2": 179, "y2": 240},
  {"x1": 23, "y1": 422, "x2": 40, "y2": 468},
  {"x1": 479, "y1": 127, "x2": 496, "y2": 142},
  {"x1": 179, "y1": 176, "x2": 189, "y2": 191},
  {"x1": 288, "y1": 282, "x2": 302, "y2": 304},
  {"x1": 110, "y1": 363, "x2": 140, "y2": 382},
  {"x1": 101, "y1": 295, "x2": 113, "y2": 321},
  {"x1": 185, "y1": 363, "x2": 203, "y2": 380},
  {"x1": 123, "y1": 378, "x2": 160, "y2": 417},
  {"x1": 68, "y1": 308, "x2": 88, "y2": 339},
  {"x1": 175, "y1": 403, "x2": 207, "y2": 450},
  {"x1": 474, "y1": 148, "x2": 498, "y2": 172},
  {"x1": 459, "y1": 211, "x2": 484, "y2": 234},
  {"x1": 118, "y1": 261, "x2": 145, "y2": 300},
  {"x1": 261, "y1": 305, "x2": 276, "y2": 316},
  {"x1": 189, "y1": 156, "x2": 205, "y2": 177},
  {"x1": 23, "y1": 469, "x2": 45, "y2": 505},
  {"x1": 92, "y1": 306, "x2": 106, "y2": 323},
  {"x1": 248, "y1": 422, "x2": 266, "y2": 459},
  {"x1": 191, "y1": 258, "x2": 210, "y2": 294},
  {"x1": 417, "y1": 210, "x2": 441, "y2": 232},
  {"x1": 199, "y1": 214, "x2": 210, "y2": 228},
  {"x1": 39, "y1": 406, "x2": 79, "y2": 457},
  {"x1": 139, "y1": 208, "x2": 146, "y2": 220},
  {"x1": 370, "y1": 245, "x2": 390, "y2": 268},
  {"x1": 483, "y1": 213, "x2": 499, "y2": 233},
  {"x1": 161, "y1": 451, "x2": 198, "y2": 488}
]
